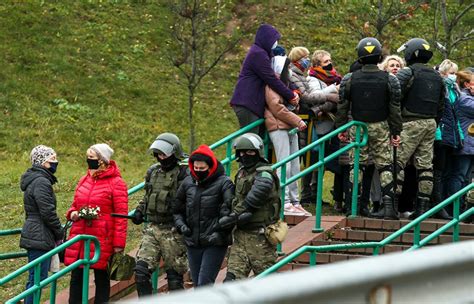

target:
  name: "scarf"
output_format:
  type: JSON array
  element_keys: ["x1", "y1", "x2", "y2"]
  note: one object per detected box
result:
[{"x1": 308, "y1": 66, "x2": 342, "y2": 86}]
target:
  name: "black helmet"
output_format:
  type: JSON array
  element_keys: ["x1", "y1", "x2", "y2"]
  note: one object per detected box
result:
[
  {"x1": 356, "y1": 37, "x2": 382, "y2": 63},
  {"x1": 397, "y1": 38, "x2": 433, "y2": 64}
]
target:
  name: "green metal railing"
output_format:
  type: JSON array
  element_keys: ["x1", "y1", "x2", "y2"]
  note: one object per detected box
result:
[
  {"x1": 256, "y1": 183, "x2": 474, "y2": 278},
  {"x1": 272, "y1": 120, "x2": 368, "y2": 233},
  {"x1": 0, "y1": 235, "x2": 100, "y2": 304},
  {"x1": 0, "y1": 229, "x2": 26, "y2": 260}
]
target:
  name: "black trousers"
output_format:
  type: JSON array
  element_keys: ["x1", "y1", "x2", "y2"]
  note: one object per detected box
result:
[
  {"x1": 233, "y1": 105, "x2": 265, "y2": 137},
  {"x1": 69, "y1": 268, "x2": 110, "y2": 304},
  {"x1": 186, "y1": 246, "x2": 227, "y2": 287}
]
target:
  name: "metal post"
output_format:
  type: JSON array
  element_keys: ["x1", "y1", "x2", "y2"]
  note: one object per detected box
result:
[
  {"x1": 277, "y1": 166, "x2": 287, "y2": 254},
  {"x1": 225, "y1": 141, "x2": 232, "y2": 176},
  {"x1": 414, "y1": 224, "x2": 421, "y2": 248},
  {"x1": 263, "y1": 131, "x2": 270, "y2": 159},
  {"x1": 351, "y1": 126, "x2": 362, "y2": 217},
  {"x1": 453, "y1": 197, "x2": 460, "y2": 242},
  {"x1": 313, "y1": 141, "x2": 325, "y2": 233},
  {"x1": 152, "y1": 269, "x2": 159, "y2": 294},
  {"x1": 82, "y1": 240, "x2": 91, "y2": 304},
  {"x1": 33, "y1": 263, "x2": 40, "y2": 304},
  {"x1": 309, "y1": 251, "x2": 317, "y2": 266},
  {"x1": 50, "y1": 280, "x2": 57, "y2": 304}
]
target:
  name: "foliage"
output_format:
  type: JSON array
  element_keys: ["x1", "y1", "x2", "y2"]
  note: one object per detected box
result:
[{"x1": 0, "y1": 0, "x2": 471, "y2": 301}]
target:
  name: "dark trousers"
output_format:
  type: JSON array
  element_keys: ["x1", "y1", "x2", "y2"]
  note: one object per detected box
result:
[
  {"x1": 233, "y1": 105, "x2": 265, "y2": 137},
  {"x1": 69, "y1": 268, "x2": 110, "y2": 304},
  {"x1": 399, "y1": 164, "x2": 417, "y2": 212},
  {"x1": 25, "y1": 249, "x2": 51, "y2": 304},
  {"x1": 186, "y1": 246, "x2": 227, "y2": 287}
]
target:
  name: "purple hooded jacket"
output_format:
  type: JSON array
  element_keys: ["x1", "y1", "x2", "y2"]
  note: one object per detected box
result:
[{"x1": 230, "y1": 24, "x2": 294, "y2": 118}]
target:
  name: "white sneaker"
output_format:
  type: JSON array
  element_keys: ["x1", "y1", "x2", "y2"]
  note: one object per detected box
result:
[
  {"x1": 284, "y1": 203, "x2": 305, "y2": 216},
  {"x1": 293, "y1": 204, "x2": 312, "y2": 216}
]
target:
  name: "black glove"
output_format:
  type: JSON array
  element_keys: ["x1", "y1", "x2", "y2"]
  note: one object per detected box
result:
[
  {"x1": 131, "y1": 210, "x2": 145, "y2": 225},
  {"x1": 218, "y1": 213, "x2": 238, "y2": 230},
  {"x1": 179, "y1": 225, "x2": 192, "y2": 236}
]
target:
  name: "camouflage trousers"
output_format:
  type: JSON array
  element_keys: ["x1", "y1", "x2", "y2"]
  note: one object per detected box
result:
[
  {"x1": 397, "y1": 119, "x2": 436, "y2": 196},
  {"x1": 349, "y1": 121, "x2": 394, "y2": 194},
  {"x1": 136, "y1": 223, "x2": 188, "y2": 274},
  {"x1": 226, "y1": 229, "x2": 277, "y2": 279}
]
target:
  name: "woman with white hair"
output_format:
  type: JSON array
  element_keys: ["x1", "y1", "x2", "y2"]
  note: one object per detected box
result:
[
  {"x1": 20, "y1": 145, "x2": 64, "y2": 304},
  {"x1": 65, "y1": 143, "x2": 128, "y2": 304},
  {"x1": 432, "y1": 59, "x2": 464, "y2": 218}
]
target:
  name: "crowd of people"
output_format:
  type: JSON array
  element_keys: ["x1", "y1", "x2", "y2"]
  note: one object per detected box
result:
[{"x1": 18, "y1": 23, "x2": 473, "y2": 303}]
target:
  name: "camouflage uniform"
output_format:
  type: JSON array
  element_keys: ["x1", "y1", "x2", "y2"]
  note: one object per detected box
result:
[
  {"x1": 225, "y1": 162, "x2": 280, "y2": 280},
  {"x1": 134, "y1": 163, "x2": 188, "y2": 294},
  {"x1": 396, "y1": 63, "x2": 445, "y2": 218},
  {"x1": 336, "y1": 64, "x2": 402, "y2": 217}
]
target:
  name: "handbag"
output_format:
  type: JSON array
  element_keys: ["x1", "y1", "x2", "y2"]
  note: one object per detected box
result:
[
  {"x1": 58, "y1": 220, "x2": 73, "y2": 263},
  {"x1": 265, "y1": 220, "x2": 289, "y2": 245},
  {"x1": 107, "y1": 252, "x2": 136, "y2": 281}
]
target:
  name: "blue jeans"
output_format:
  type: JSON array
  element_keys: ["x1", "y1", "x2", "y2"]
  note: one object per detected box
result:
[
  {"x1": 186, "y1": 246, "x2": 227, "y2": 287},
  {"x1": 447, "y1": 155, "x2": 474, "y2": 202},
  {"x1": 25, "y1": 249, "x2": 51, "y2": 304}
]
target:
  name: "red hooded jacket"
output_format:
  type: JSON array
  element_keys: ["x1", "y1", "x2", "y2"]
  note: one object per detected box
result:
[{"x1": 64, "y1": 160, "x2": 128, "y2": 270}]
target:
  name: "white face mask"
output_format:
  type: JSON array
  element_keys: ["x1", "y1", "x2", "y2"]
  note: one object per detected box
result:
[
  {"x1": 447, "y1": 74, "x2": 457, "y2": 82},
  {"x1": 271, "y1": 41, "x2": 278, "y2": 50}
]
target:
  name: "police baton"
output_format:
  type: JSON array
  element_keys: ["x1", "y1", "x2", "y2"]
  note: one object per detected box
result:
[{"x1": 111, "y1": 213, "x2": 135, "y2": 220}]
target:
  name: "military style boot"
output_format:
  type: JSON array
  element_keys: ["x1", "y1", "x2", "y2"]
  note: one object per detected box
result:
[
  {"x1": 409, "y1": 197, "x2": 429, "y2": 220},
  {"x1": 382, "y1": 195, "x2": 399, "y2": 220},
  {"x1": 166, "y1": 270, "x2": 184, "y2": 290}
]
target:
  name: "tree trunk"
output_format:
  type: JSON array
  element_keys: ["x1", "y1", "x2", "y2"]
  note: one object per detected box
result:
[{"x1": 188, "y1": 88, "x2": 195, "y2": 153}]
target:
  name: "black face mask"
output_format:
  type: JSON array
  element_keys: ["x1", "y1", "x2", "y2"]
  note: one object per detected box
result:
[
  {"x1": 194, "y1": 170, "x2": 209, "y2": 181},
  {"x1": 87, "y1": 158, "x2": 100, "y2": 170},
  {"x1": 240, "y1": 154, "x2": 260, "y2": 168},
  {"x1": 48, "y1": 162, "x2": 59, "y2": 174},
  {"x1": 322, "y1": 63, "x2": 333, "y2": 71},
  {"x1": 157, "y1": 155, "x2": 178, "y2": 171}
]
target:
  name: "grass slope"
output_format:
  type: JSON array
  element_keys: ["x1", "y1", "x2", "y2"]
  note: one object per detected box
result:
[{"x1": 0, "y1": 0, "x2": 471, "y2": 301}]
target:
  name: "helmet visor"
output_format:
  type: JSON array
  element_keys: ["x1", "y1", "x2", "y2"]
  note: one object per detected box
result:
[{"x1": 149, "y1": 140, "x2": 174, "y2": 157}]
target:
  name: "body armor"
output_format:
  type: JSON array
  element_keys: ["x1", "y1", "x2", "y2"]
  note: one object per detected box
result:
[
  {"x1": 234, "y1": 165, "x2": 280, "y2": 229},
  {"x1": 403, "y1": 65, "x2": 442, "y2": 117},
  {"x1": 143, "y1": 164, "x2": 185, "y2": 224},
  {"x1": 350, "y1": 69, "x2": 389, "y2": 122}
]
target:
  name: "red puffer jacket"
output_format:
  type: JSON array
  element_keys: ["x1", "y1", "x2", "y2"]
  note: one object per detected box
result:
[{"x1": 64, "y1": 161, "x2": 128, "y2": 270}]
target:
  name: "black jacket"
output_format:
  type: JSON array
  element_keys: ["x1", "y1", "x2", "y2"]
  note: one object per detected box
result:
[
  {"x1": 173, "y1": 163, "x2": 234, "y2": 248},
  {"x1": 19, "y1": 166, "x2": 63, "y2": 251}
]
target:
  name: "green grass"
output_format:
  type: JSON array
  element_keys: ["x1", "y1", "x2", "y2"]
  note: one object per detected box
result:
[{"x1": 0, "y1": 0, "x2": 471, "y2": 301}]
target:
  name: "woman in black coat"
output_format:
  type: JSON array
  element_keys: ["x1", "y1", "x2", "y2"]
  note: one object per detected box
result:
[
  {"x1": 20, "y1": 145, "x2": 63, "y2": 304},
  {"x1": 173, "y1": 144, "x2": 234, "y2": 287}
]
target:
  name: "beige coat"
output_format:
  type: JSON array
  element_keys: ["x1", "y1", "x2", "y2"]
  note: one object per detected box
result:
[{"x1": 264, "y1": 85, "x2": 302, "y2": 132}]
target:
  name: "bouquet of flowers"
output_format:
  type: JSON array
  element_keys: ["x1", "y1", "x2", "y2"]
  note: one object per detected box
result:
[{"x1": 78, "y1": 205, "x2": 101, "y2": 226}]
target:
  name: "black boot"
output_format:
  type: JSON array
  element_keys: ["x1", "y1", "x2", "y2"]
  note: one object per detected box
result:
[
  {"x1": 223, "y1": 271, "x2": 236, "y2": 282},
  {"x1": 135, "y1": 261, "x2": 153, "y2": 297},
  {"x1": 382, "y1": 195, "x2": 399, "y2": 220},
  {"x1": 431, "y1": 170, "x2": 452, "y2": 220},
  {"x1": 166, "y1": 269, "x2": 184, "y2": 290},
  {"x1": 409, "y1": 197, "x2": 429, "y2": 220},
  {"x1": 359, "y1": 198, "x2": 370, "y2": 217},
  {"x1": 371, "y1": 201, "x2": 380, "y2": 214}
]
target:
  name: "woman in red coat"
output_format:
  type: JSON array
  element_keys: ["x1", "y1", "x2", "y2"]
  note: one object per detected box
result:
[{"x1": 64, "y1": 143, "x2": 128, "y2": 304}]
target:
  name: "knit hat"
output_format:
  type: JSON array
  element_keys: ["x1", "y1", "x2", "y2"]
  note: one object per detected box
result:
[
  {"x1": 90, "y1": 143, "x2": 114, "y2": 164},
  {"x1": 288, "y1": 47, "x2": 309, "y2": 62},
  {"x1": 30, "y1": 145, "x2": 56, "y2": 166}
]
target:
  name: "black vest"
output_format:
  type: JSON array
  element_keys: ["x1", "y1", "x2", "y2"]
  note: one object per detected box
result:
[
  {"x1": 350, "y1": 69, "x2": 389, "y2": 122},
  {"x1": 403, "y1": 65, "x2": 442, "y2": 117}
]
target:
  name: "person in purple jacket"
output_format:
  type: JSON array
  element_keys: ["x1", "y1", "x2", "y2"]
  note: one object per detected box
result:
[{"x1": 230, "y1": 24, "x2": 299, "y2": 135}]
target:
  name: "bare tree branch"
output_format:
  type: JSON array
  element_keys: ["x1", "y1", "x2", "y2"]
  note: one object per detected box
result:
[{"x1": 450, "y1": 3, "x2": 473, "y2": 29}]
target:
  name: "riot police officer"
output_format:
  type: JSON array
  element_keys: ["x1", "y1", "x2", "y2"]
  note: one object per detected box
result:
[
  {"x1": 396, "y1": 38, "x2": 445, "y2": 219},
  {"x1": 335, "y1": 37, "x2": 402, "y2": 219},
  {"x1": 221, "y1": 133, "x2": 281, "y2": 280},
  {"x1": 132, "y1": 133, "x2": 189, "y2": 296}
]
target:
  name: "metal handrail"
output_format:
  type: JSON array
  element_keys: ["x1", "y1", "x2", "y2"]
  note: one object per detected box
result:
[
  {"x1": 271, "y1": 120, "x2": 368, "y2": 233},
  {"x1": 0, "y1": 235, "x2": 100, "y2": 304},
  {"x1": 256, "y1": 183, "x2": 474, "y2": 278}
]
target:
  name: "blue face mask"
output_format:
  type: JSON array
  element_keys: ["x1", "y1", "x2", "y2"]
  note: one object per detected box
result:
[
  {"x1": 299, "y1": 58, "x2": 311, "y2": 70},
  {"x1": 48, "y1": 162, "x2": 59, "y2": 174},
  {"x1": 447, "y1": 74, "x2": 457, "y2": 82}
]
